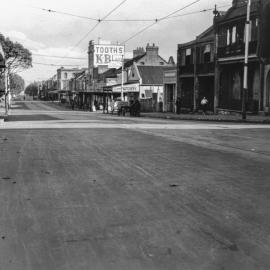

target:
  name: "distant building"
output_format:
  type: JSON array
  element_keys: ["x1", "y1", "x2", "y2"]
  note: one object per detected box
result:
[
  {"x1": 57, "y1": 67, "x2": 86, "y2": 91},
  {"x1": 87, "y1": 42, "x2": 173, "y2": 111}
]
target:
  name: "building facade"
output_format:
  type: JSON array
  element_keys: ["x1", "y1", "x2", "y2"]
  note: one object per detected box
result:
[
  {"x1": 177, "y1": 27, "x2": 215, "y2": 112},
  {"x1": 214, "y1": 0, "x2": 264, "y2": 113},
  {"x1": 177, "y1": 0, "x2": 270, "y2": 114}
]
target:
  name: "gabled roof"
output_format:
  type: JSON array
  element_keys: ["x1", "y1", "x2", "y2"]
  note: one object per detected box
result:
[
  {"x1": 178, "y1": 25, "x2": 214, "y2": 48},
  {"x1": 100, "y1": 68, "x2": 117, "y2": 78},
  {"x1": 137, "y1": 66, "x2": 164, "y2": 85},
  {"x1": 123, "y1": 54, "x2": 146, "y2": 69}
]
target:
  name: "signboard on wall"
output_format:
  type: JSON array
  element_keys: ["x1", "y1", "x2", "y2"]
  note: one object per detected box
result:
[
  {"x1": 112, "y1": 84, "x2": 139, "y2": 93},
  {"x1": 94, "y1": 45, "x2": 125, "y2": 69}
]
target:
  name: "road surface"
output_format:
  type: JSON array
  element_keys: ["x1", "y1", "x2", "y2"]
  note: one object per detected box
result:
[{"x1": 1, "y1": 101, "x2": 270, "y2": 270}]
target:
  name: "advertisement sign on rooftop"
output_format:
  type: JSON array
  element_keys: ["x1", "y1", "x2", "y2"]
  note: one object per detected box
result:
[{"x1": 94, "y1": 45, "x2": 124, "y2": 69}]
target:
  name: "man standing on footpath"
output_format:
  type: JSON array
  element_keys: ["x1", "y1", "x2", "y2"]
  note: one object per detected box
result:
[
  {"x1": 201, "y1": 96, "x2": 208, "y2": 115},
  {"x1": 176, "y1": 97, "x2": 182, "y2": 114}
]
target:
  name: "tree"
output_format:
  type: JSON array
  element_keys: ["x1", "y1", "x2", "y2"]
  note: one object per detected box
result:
[
  {"x1": 25, "y1": 83, "x2": 38, "y2": 97},
  {"x1": 0, "y1": 33, "x2": 32, "y2": 74},
  {"x1": 10, "y1": 73, "x2": 25, "y2": 95}
]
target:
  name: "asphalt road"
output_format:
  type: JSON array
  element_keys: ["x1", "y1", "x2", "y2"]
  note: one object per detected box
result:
[{"x1": 1, "y1": 101, "x2": 270, "y2": 270}]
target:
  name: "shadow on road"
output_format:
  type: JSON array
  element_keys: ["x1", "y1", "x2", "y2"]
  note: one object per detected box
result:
[
  {"x1": 6, "y1": 114, "x2": 60, "y2": 122},
  {"x1": 11, "y1": 102, "x2": 31, "y2": 110}
]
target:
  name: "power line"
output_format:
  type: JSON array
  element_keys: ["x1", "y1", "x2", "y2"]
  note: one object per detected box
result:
[
  {"x1": 121, "y1": 0, "x2": 201, "y2": 44},
  {"x1": 32, "y1": 53, "x2": 86, "y2": 60}
]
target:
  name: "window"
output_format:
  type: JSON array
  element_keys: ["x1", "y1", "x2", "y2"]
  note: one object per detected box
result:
[
  {"x1": 203, "y1": 44, "x2": 211, "y2": 63},
  {"x1": 232, "y1": 26, "x2": 237, "y2": 43},
  {"x1": 227, "y1": 28, "x2": 231, "y2": 45},
  {"x1": 64, "y1": 72, "x2": 68, "y2": 79},
  {"x1": 160, "y1": 62, "x2": 164, "y2": 65},
  {"x1": 185, "y1": 48, "x2": 192, "y2": 65},
  {"x1": 140, "y1": 62, "x2": 145, "y2": 65}
]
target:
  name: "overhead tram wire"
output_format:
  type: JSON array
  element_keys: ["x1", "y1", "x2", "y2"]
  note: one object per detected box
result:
[
  {"x1": 33, "y1": 62, "x2": 82, "y2": 67},
  {"x1": 30, "y1": 6, "x2": 97, "y2": 21},
  {"x1": 121, "y1": 0, "x2": 201, "y2": 44},
  {"x1": 29, "y1": 3, "x2": 230, "y2": 23},
  {"x1": 70, "y1": 0, "x2": 129, "y2": 51},
  {"x1": 166, "y1": 4, "x2": 231, "y2": 19},
  {"x1": 32, "y1": 53, "x2": 86, "y2": 60}
]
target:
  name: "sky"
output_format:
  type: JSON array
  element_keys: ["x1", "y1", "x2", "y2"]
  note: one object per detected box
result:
[{"x1": 0, "y1": 0, "x2": 229, "y2": 85}]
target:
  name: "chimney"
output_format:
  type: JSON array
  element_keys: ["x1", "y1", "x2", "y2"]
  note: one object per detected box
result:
[
  {"x1": 146, "y1": 43, "x2": 159, "y2": 58},
  {"x1": 133, "y1": 47, "x2": 145, "y2": 58}
]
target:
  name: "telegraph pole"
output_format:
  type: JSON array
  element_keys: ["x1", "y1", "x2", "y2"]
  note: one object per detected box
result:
[{"x1": 242, "y1": 0, "x2": 251, "y2": 120}]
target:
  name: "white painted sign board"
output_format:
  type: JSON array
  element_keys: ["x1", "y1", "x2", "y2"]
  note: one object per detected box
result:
[{"x1": 94, "y1": 45, "x2": 125, "y2": 69}]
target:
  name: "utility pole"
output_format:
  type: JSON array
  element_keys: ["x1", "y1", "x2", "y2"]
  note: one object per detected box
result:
[
  {"x1": 242, "y1": 0, "x2": 251, "y2": 120},
  {"x1": 121, "y1": 56, "x2": 124, "y2": 101}
]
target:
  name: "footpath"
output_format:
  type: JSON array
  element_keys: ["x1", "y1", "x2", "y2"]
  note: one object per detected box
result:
[
  {"x1": 44, "y1": 101, "x2": 270, "y2": 124},
  {"x1": 140, "y1": 112, "x2": 270, "y2": 124},
  {"x1": 4, "y1": 100, "x2": 270, "y2": 124},
  {"x1": 0, "y1": 103, "x2": 7, "y2": 125}
]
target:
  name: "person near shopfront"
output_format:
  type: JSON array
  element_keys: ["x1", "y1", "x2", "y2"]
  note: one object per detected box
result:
[
  {"x1": 201, "y1": 96, "x2": 208, "y2": 115},
  {"x1": 176, "y1": 97, "x2": 182, "y2": 114}
]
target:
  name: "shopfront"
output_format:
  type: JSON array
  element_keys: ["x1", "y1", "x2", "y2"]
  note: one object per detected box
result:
[
  {"x1": 163, "y1": 68, "x2": 177, "y2": 113},
  {"x1": 112, "y1": 83, "x2": 140, "y2": 102}
]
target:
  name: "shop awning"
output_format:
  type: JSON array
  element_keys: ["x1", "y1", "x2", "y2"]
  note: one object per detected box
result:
[{"x1": 48, "y1": 90, "x2": 67, "y2": 94}]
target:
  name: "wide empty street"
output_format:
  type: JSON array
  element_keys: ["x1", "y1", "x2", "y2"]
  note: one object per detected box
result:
[{"x1": 1, "y1": 101, "x2": 270, "y2": 270}]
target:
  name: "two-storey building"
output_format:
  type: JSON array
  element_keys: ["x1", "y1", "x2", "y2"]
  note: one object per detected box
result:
[
  {"x1": 214, "y1": 0, "x2": 263, "y2": 113},
  {"x1": 177, "y1": 26, "x2": 215, "y2": 112}
]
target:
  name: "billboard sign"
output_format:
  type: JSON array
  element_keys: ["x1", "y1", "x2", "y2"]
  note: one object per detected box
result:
[{"x1": 94, "y1": 45, "x2": 124, "y2": 69}]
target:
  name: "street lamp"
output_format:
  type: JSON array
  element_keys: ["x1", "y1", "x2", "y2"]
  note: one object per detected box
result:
[{"x1": 242, "y1": 0, "x2": 251, "y2": 120}]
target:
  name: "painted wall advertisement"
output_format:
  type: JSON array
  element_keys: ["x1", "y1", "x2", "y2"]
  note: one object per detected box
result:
[{"x1": 94, "y1": 45, "x2": 125, "y2": 69}]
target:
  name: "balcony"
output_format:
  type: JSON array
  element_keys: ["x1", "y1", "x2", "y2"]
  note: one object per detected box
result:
[
  {"x1": 218, "y1": 40, "x2": 258, "y2": 59},
  {"x1": 197, "y1": 62, "x2": 215, "y2": 74},
  {"x1": 180, "y1": 64, "x2": 194, "y2": 75}
]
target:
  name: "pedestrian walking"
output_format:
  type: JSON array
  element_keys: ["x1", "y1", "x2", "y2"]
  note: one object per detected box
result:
[
  {"x1": 176, "y1": 97, "x2": 182, "y2": 114},
  {"x1": 201, "y1": 96, "x2": 208, "y2": 115}
]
